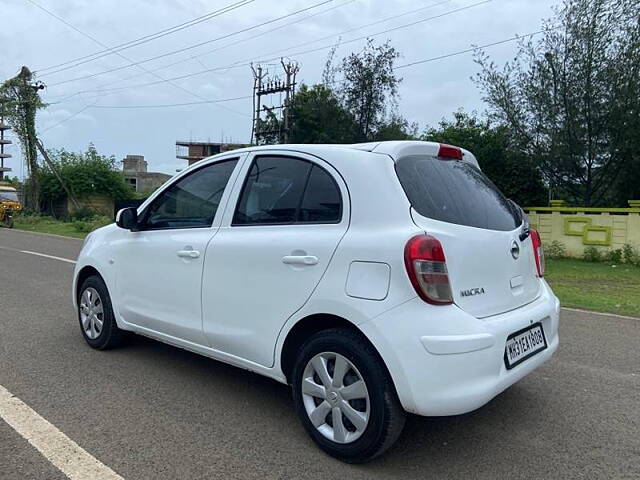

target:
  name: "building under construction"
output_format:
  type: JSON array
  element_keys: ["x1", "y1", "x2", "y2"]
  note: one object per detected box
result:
[{"x1": 176, "y1": 141, "x2": 248, "y2": 166}]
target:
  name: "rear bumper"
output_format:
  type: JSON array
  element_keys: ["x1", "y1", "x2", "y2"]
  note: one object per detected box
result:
[{"x1": 360, "y1": 280, "x2": 560, "y2": 416}]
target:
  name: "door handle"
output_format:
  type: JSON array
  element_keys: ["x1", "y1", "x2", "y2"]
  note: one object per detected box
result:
[
  {"x1": 282, "y1": 255, "x2": 318, "y2": 266},
  {"x1": 177, "y1": 249, "x2": 200, "y2": 259}
]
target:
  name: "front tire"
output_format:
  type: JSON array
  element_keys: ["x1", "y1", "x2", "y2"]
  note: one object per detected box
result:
[
  {"x1": 291, "y1": 328, "x2": 405, "y2": 463},
  {"x1": 77, "y1": 275, "x2": 123, "y2": 350}
]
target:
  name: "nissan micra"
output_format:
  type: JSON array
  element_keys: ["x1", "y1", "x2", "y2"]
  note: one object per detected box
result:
[{"x1": 73, "y1": 141, "x2": 559, "y2": 462}]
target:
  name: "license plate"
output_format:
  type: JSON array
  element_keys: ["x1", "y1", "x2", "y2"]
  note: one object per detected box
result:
[{"x1": 504, "y1": 322, "x2": 547, "y2": 369}]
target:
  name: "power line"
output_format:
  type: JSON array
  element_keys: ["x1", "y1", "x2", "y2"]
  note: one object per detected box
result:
[
  {"x1": 34, "y1": 0, "x2": 255, "y2": 75},
  {"x1": 120, "y1": 0, "x2": 450, "y2": 82},
  {"x1": 90, "y1": 95, "x2": 253, "y2": 109},
  {"x1": 26, "y1": 0, "x2": 248, "y2": 117},
  {"x1": 49, "y1": 0, "x2": 490, "y2": 94},
  {"x1": 395, "y1": 28, "x2": 558, "y2": 69},
  {"x1": 111, "y1": 0, "x2": 359, "y2": 86},
  {"x1": 40, "y1": 102, "x2": 95, "y2": 134},
  {"x1": 49, "y1": 0, "x2": 356, "y2": 104},
  {"x1": 80, "y1": 28, "x2": 556, "y2": 111},
  {"x1": 45, "y1": 0, "x2": 336, "y2": 87}
]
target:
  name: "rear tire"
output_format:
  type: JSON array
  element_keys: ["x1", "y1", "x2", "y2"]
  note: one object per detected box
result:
[
  {"x1": 77, "y1": 275, "x2": 123, "y2": 350},
  {"x1": 291, "y1": 328, "x2": 405, "y2": 463}
]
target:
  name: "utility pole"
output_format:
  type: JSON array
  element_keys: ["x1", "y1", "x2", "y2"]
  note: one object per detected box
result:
[
  {"x1": 0, "y1": 66, "x2": 45, "y2": 210},
  {"x1": 251, "y1": 59, "x2": 299, "y2": 145},
  {"x1": 35, "y1": 139, "x2": 81, "y2": 210},
  {"x1": 281, "y1": 58, "x2": 299, "y2": 144},
  {"x1": 2, "y1": 67, "x2": 77, "y2": 213}
]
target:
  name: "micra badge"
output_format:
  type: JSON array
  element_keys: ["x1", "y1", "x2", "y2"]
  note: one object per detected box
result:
[{"x1": 460, "y1": 287, "x2": 485, "y2": 297}]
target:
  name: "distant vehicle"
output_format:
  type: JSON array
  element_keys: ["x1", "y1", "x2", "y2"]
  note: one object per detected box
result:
[
  {"x1": 0, "y1": 184, "x2": 21, "y2": 228},
  {"x1": 72, "y1": 141, "x2": 559, "y2": 462}
]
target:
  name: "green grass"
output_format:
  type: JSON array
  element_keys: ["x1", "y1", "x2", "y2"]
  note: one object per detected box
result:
[
  {"x1": 545, "y1": 258, "x2": 640, "y2": 317},
  {"x1": 11, "y1": 214, "x2": 112, "y2": 239}
]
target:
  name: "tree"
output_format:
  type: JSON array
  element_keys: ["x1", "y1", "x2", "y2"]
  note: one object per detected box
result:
[
  {"x1": 290, "y1": 84, "x2": 356, "y2": 144},
  {"x1": 374, "y1": 115, "x2": 418, "y2": 141},
  {"x1": 424, "y1": 111, "x2": 548, "y2": 206},
  {"x1": 0, "y1": 67, "x2": 45, "y2": 211},
  {"x1": 332, "y1": 40, "x2": 402, "y2": 142},
  {"x1": 254, "y1": 108, "x2": 281, "y2": 146},
  {"x1": 474, "y1": 0, "x2": 640, "y2": 206},
  {"x1": 1, "y1": 176, "x2": 21, "y2": 188},
  {"x1": 39, "y1": 144, "x2": 133, "y2": 203}
]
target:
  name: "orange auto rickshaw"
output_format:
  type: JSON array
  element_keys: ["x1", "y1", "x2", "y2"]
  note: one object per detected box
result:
[{"x1": 0, "y1": 184, "x2": 21, "y2": 228}]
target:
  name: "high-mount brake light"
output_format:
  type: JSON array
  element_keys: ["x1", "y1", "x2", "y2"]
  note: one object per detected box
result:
[
  {"x1": 437, "y1": 144, "x2": 463, "y2": 160},
  {"x1": 404, "y1": 234, "x2": 453, "y2": 305},
  {"x1": 530, "y1": 229, "x2": 545, "y2": 277}
]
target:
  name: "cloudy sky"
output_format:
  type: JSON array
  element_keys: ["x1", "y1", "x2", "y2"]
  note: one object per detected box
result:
[{"x1": 1, "y1": 0, "x2": 557, "y2": 176}]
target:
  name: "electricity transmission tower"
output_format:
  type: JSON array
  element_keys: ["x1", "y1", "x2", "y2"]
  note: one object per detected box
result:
[{"x1": 251, "y1": 59, "x2": 299, "y2": 145}]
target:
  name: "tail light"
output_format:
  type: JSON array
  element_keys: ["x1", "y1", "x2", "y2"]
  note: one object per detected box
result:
[
  {"x1": 530, "y1": 229, "x2": 545, "y2": 277},
  {"x1": 404, "y1": 234, "x2": 453, "y2": 305}
]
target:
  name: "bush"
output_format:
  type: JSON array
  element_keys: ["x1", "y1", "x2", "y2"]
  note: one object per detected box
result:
[
  {"x1": 546, "y1": 240, "x2": 567, "y2": 259},
  {"x1": 605, "y1": 248, "x2": 623, "y2": 263},
  {"x1": 70, "y1": 206, "x2": 94, "y2": 221},
  {"x1": 72, "y1": 215, "x2": 112, "y2": 233},
  {"x1": 620, "y1": 244, "x2": 640, "y2": 266},
  {"x1": 14, "y1": 212, "x2": 45, "y2": 225},
  {"x1": 583, "y1": 246, "x2": 602, "y2": 262},
  {"x1": 39, "y1": 144, "x2": 133, "y2": 202},
  {"x1": 72, "y1": 221, "x2": 92, "y2": 233}
]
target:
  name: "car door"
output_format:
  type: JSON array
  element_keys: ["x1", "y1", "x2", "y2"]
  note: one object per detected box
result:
[
  {"x1": 202, "y1": 151, "x2": 349, "y2": 367},
  {"x1": 114, "y1": 156, "x2": 243, "y2": 345}
]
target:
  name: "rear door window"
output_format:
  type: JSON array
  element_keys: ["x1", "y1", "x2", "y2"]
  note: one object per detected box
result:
[
  {"x1": 298, "y1": 165, "x2": 341, "y2": 223},
  {"x1": 395, "y1": 155, "x2": 519, "y2": 231},
  {"x1": 233, "y1": 156, "x2": 311, "y2": 225},
  {"x1": 233, "y1": 156, "x2": 342, "y2": 225}
]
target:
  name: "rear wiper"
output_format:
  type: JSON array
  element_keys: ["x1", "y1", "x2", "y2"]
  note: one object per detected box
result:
[{"x1": 508, "y1": 199, "x2": 530, "y2": 241}]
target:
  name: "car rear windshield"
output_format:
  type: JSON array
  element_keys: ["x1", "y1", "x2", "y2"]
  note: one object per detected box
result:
[{"x1": 395, "y1": 155, "x2": 519, "y2": 231}]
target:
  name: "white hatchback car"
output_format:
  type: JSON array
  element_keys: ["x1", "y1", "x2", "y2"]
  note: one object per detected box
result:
[{"x1": 73, "y1": 141, "x2": 559, "y2": 462}]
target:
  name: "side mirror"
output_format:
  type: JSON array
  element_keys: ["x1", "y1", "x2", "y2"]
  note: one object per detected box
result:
[{"x1": 115, "y1": 207, "x2": 139, "y2": 231}]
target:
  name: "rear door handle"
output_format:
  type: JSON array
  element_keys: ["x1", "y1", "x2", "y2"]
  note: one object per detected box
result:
[
  {"x1": 177, "y1": 249, "x2": 200, "y2": 259},
  {"x1": 282, "y1": 255, "x2": 318, "y2": 266}
]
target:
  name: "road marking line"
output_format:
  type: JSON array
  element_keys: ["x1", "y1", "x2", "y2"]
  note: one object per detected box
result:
[
  {"x1": 561, "y1": 307, "x2": 639, "y2": 321},
  {"x1": 8, "y1": 228, "x2": 85, "y2": 241},
  {"x1": 0, "y1": 384, "x2": 124, "y2": 480},
  {"x1": 19, "y1": 250, "x2": 76, "y2": 264}
]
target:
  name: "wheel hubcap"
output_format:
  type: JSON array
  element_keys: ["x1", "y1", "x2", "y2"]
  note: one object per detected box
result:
[
  {"x1": 301, "y1": 352, "x2": 370, "y2": 444},
  {"x1": 79, "y1": 287, "x2": 104, "y2": 340}
]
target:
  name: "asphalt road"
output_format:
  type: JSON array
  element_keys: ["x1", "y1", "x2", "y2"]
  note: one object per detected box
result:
[{"x1": 1, "y1": 228, "x2": 639, "y2": 480}]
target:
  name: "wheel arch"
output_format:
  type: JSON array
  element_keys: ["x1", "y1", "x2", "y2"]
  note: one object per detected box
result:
[
  {"x1": 75, "y1": 265, "x2": 104, "y2": 301},
  {"x1": 279, "y1": 313, "x2": 395, "y2": 389}
]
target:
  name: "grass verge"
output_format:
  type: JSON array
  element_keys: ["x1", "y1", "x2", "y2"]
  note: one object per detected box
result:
[
  {"x1": 11, "y1": 214, "x2": 112, "y2": 239},
  {"x1": 545, "y1": 258, "x2": 640, "y2": 318}
]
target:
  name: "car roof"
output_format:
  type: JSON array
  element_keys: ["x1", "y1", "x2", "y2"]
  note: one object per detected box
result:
[{"x1": 214, "y1": 141, "x2": 479, "y2": 168}]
